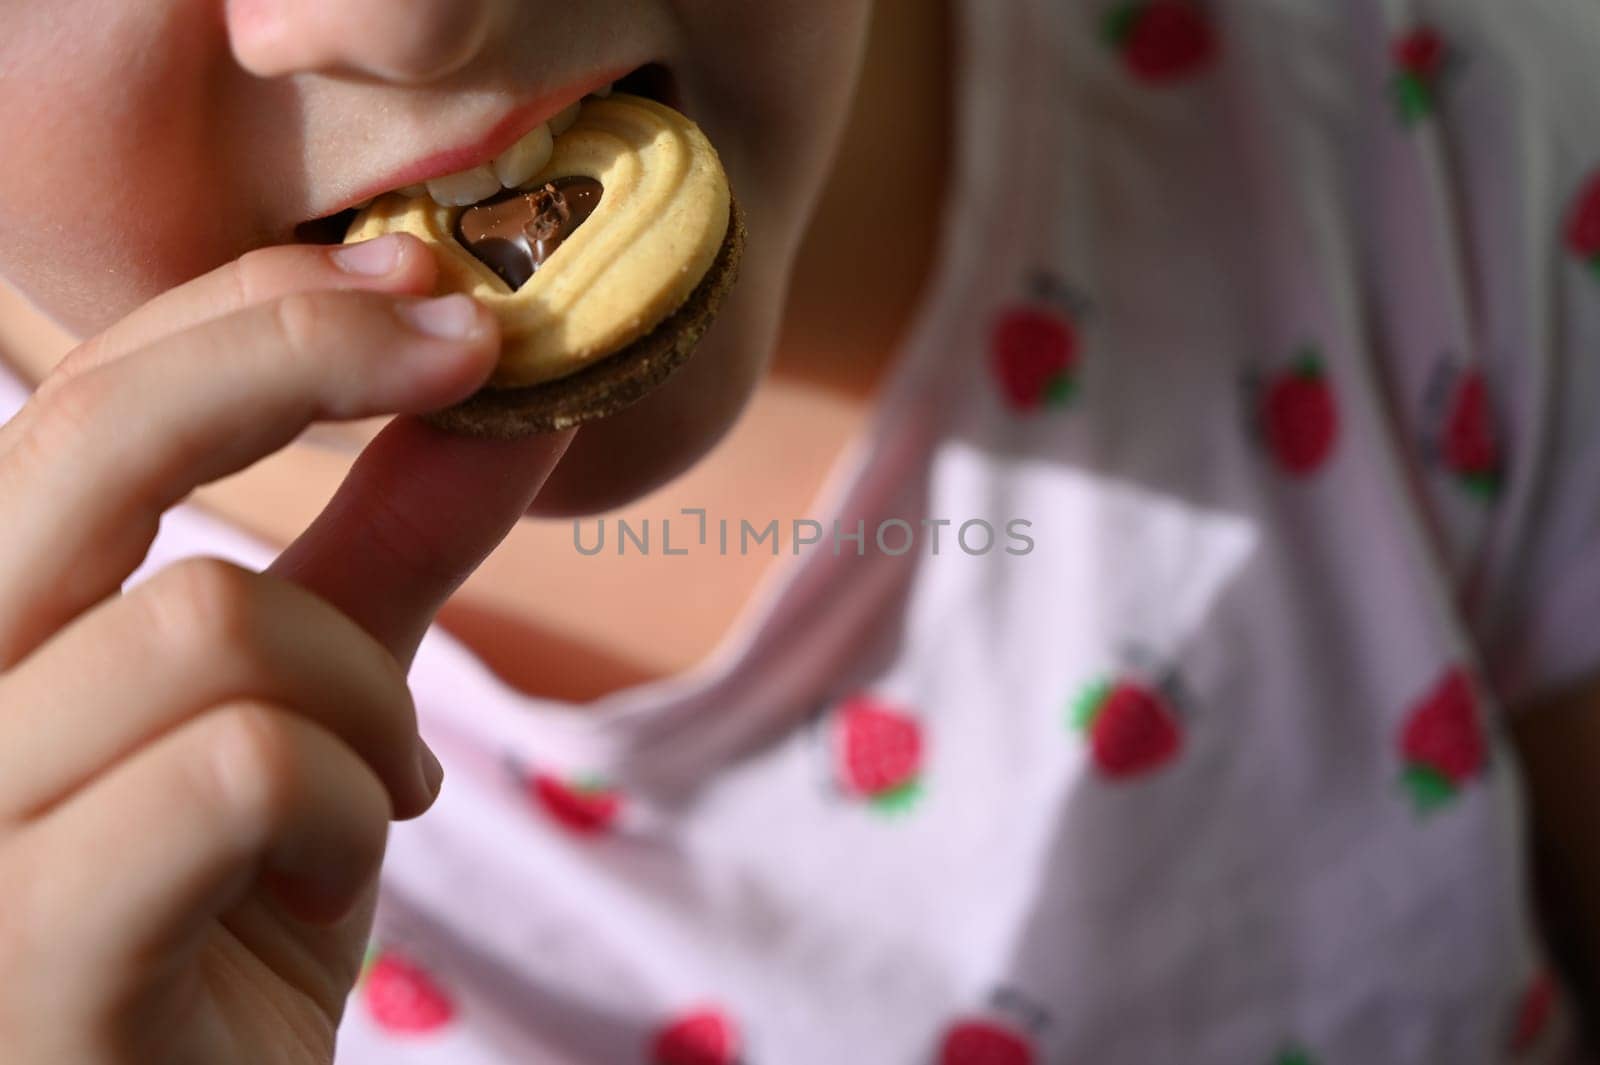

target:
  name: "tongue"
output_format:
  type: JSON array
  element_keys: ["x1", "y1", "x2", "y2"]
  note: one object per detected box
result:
[{"x1": 454, "y1": 177, "x2": 604, "y2": 290}]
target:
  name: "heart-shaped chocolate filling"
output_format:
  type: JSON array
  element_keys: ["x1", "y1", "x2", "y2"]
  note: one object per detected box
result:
[{"x1": 454, "y1": 177, "x2": 604, "y2": 290}]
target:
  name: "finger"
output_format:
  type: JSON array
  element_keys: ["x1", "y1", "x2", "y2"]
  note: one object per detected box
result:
[
  {"x1": 0, "y1": 289, "x2": 499, "y2": 669},
  {"x1": 270, "y1": 416, "x2": 576, "y2": 672},
  {"x1": 0, "y1": 556, "x2": 435, "y2": 822},
  {"x1": 16, "y1": 700, "x2": 391, "y2": 988},
  {"x1": 40, "y1": 234, "x2": 438, "y2": 390}
]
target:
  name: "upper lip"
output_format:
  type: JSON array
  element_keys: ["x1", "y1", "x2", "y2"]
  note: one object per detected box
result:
[{"x1": 313, "y1": 63, "x2": 642, "y2": 221}]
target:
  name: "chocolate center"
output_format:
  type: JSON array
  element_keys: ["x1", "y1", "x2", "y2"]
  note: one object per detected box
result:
[{"x1": 454, "y1": 176, "x2": 604, "y2": 291}]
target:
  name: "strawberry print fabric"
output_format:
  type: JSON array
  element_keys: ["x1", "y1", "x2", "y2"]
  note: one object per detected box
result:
[{"x1": 5, "y1": 0, "x2": 1600, "y2": 1061}]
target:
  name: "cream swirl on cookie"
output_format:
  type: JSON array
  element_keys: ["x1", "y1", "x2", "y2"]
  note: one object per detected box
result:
[{"x1": 345, "y1": 93, "x2": 733, "y2": 390}]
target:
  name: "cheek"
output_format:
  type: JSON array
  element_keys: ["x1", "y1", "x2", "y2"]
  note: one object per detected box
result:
[
  {"x1": 525, "y1": 352, "x2": 763, "y2": 518},
  {"x1": 683, "y1": 0, "x2": 871, "y2": 225},
  {"x1": 520, "y1": 0, "x2": 874, "y2": 514},
  {"x1": 0, "y1": 1, "x2": 236, "y2": 334},
  {"x1": 691, "y1": 0, "x2": 869, "y2": 127},
  {"x1": 527, "y1": 209, "x2": 791, "y2": 516}
]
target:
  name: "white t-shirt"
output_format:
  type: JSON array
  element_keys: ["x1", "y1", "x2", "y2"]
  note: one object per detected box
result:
[{"x1": 5, "y1": 1, "x2": 1600, "y2": 1061}]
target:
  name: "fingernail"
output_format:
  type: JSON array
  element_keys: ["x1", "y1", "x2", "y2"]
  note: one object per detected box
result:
[
  {"x1": 330, "y1": 234, "x2": 402, "y2": 275},
  {"x1": 398, "y1": 294, "x2": 481, "y2": 340},
  {"x1": 418, "y1": 741, "x2": 445, "y2": 799}
]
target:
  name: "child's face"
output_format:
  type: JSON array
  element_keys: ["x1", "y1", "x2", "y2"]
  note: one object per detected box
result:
[{"x1": 0, "y1": 0, "x2": 872, "y2": 512}]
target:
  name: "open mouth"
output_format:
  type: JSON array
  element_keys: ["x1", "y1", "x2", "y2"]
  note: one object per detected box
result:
[{"x1": 293, "y1": 62, "x2": 680, "y2": 246}]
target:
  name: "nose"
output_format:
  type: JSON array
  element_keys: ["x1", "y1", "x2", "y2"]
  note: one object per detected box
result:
[{"x1": 225, "y1": 0, "x2": 509, "y2": 83}]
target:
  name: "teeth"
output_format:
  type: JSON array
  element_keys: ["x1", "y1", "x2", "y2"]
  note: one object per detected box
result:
[
  {"x1": 425, "y1": 165, "x2": 502, "y2": 207},
  {"x1": 492, "y1": 123, "x2": 554, "y2": 190},
  {"x1": 404, "y1": 89, "x2": 611, "y2": 208},
  {"x1": 548, "y1": 101, "x2": 582, "y2": 136}
]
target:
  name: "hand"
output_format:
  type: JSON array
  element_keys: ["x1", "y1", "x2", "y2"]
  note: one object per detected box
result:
[{"x1": 0, "y1": 233, "x2": 575, "y2": 1064}]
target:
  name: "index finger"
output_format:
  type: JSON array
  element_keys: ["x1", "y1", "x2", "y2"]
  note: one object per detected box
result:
[
  {"x1": 268, "y1": 416, "x2": 577, "y2": 672},
  {"x1": 0, "y1": 289, "x2": 500, "y2": 670},
  {"x1": 43, "y1": 234, "x2": 439, "y2": 390}
]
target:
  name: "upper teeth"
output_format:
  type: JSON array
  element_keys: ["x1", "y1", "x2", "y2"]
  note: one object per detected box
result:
[
  {"x1": 398, "y1": 82, "x2": 615, "y2": 208},
  {"x1": 490, "y1": 123, "x2": 553, "y2": 190},
  {"x1": 548, "y1": 101, "x2": 582, "y2": 136},
  {"x1": 425, "y1": 164, "x2": 507, "y2": 207}
]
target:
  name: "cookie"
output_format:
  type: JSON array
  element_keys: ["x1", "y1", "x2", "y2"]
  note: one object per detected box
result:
[{"x1": 344, "y1": 93, "x2": 745, "y2": 437}]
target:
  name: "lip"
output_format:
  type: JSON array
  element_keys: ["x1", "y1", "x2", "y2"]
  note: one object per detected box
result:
[{"x1": 324, "y1": 63, "x2": 642, "y2": 218}]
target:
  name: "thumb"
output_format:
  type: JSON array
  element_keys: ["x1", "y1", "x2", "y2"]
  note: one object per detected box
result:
[{"x1": 266, "y1": 413, "x2": 576, "y2": 671}]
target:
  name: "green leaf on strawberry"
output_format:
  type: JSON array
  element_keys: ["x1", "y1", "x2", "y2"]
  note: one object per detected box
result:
[
  {"x1": 1401, "y1": 763, "x2": 1457, "y2": 813},
  {"x1": 870, "y1": 778, "x2": 925, "y2": 814},
  {"x1": 1101, "y1": 3, "x2": 1143, "y2": 47},
  {"x1": 1292, "y1": 348, "x2": 1324, "y2": 379},
  {"x1": 1044, "y1": 373, "x2": 1078, "y2": 407},
  {"x1": 1274, "y1": 1048, "x2": 1318, "y2": 1065},
  {"x1": 1069, "y1": 678, "x2": 1114, "y2": 732},
  {"x1": 1459, "y1": 470, "x2": 1501, "y2": 500},
  {"x1": 1393, "y1": 73, "x2": 1433, "y2": 124}
]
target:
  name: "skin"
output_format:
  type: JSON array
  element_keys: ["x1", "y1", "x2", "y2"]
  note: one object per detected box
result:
[{"x1": 0, "y1": 0, "x2": 946, "y2": 1060}]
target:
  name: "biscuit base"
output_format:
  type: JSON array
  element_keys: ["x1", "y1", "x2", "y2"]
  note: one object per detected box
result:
[{"x1": 419, "y1": 195, "x2": 746, "y2": 439}]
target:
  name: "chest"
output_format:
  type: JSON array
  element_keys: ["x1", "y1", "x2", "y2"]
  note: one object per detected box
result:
[{"x1": 436, "y1": 376, "x2": 881, "y2": 701}]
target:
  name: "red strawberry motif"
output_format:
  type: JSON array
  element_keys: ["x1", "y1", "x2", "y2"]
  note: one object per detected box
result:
[
  {"x1": 1260, "y1": 350, "x2": 1338, "y2": 476},
  {"x1": 1391, "y1": 27, "x2": 1450, "y2": 124},
  {"x1": 529, "y1": 772, "x2": 622, "y2": 836},
  {"x1": 1509, "y1": 969, "x2": 1558, "y2": 1054},
  {"x1": 651, "y1": 1007, "x2": 740, "y2": 1065},
  {"x1": 1072, "y1": 677, "x2": 1182, "y2": 778},
  {"x1": 835, "y1": 694, "x2": 924, "y2": 811},
  {"x1": 361, "y1": 948, "x2": 456, "y2": 1035},
  {"x1": 938, "y1": 1019, "x2": 1037, "y2": 1065},
  {"x1": 991, "y1": 305, "x2": 1079, "y2": 412},
  {"x1": 1566, "y1": 170, "x2": 1600, "y2": 275},
  {"x1": 1103, "y1": 1, "x2": 1219, "y2": 84},
  {"x1": 1398, "y1": 666, "x2": 1488, "y2": 812},
  {"x1": 1442, "y1": 367, "x2": 1501, "y2": 497},
  {"x1": 1394, "y1": 27, "x2": 1445, "y2": 79}
]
